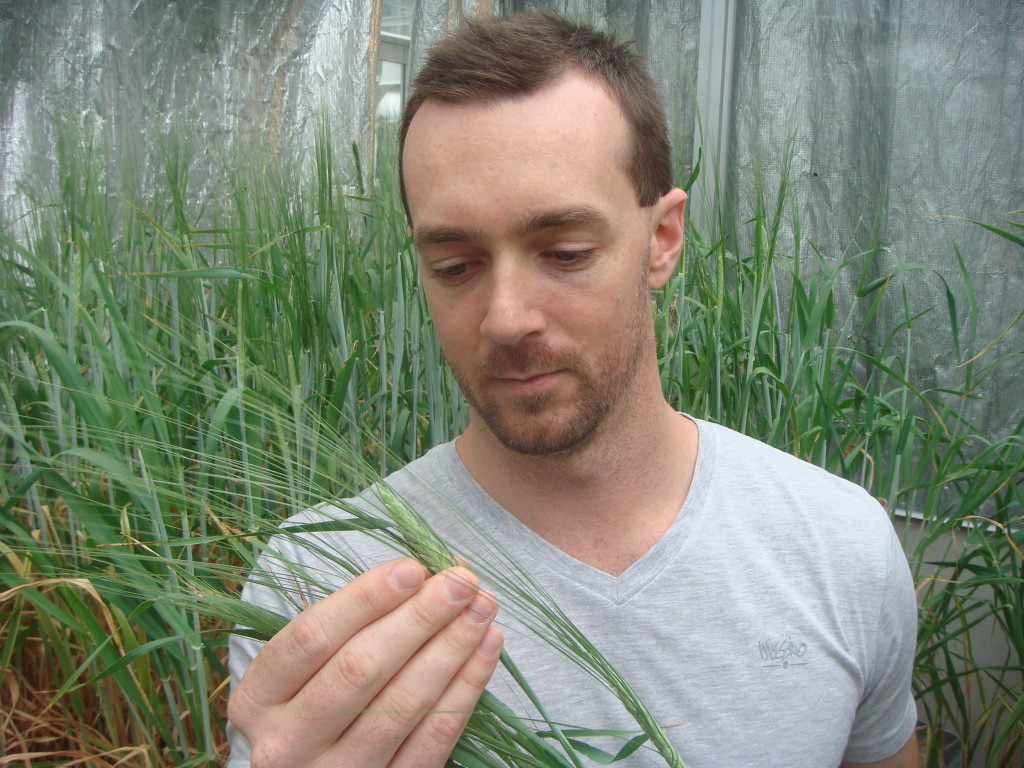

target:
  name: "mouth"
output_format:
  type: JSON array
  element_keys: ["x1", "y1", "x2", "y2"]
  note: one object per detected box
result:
[{"x1": 495, "y1": 370, "x2": 562, "y2": 395}]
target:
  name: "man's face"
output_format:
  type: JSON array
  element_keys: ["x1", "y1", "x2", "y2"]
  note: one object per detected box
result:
[{"x1": 403, "y1": 74, "x2": 671, "y2": 456}]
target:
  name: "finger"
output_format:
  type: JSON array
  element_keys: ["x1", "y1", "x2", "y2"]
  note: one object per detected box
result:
[
  {"x1": 284, "y1": 567, "x2": 484, "y2": 747},
  {"x1": 238, "y1": 558, "x2": 428, "y2": 707},
  {"x1": 391, "y1": 624, "x2": 505, "y2": 768},
  {"x1": 329, "y1": 590, "x2": 500, "y2": 767}
]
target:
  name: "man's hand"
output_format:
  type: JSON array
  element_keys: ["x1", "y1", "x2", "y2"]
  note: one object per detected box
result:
[{"x1": 228, "y1": 558, "x2": 503, "y2": 768}]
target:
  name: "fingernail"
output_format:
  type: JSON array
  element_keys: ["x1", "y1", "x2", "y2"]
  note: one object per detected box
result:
[
  {"x1": 479, "y1": 627, "x2": 503, "y2": 657},
  {"x1": 463, "y1": 593, "x2": 496, "y2": 625},
  {"x1": 389, "y1": 560, "x2": 424, "y2": 590},
  {"x1": 443, "y1": 571, "x2": 476, "y2": 602}
]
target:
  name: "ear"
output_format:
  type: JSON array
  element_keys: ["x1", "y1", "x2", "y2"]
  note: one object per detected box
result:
[{"x1": 647, "y1": 188, "x2": 687, "y2": 290}]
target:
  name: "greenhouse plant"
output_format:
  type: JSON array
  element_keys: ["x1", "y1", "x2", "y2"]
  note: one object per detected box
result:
[
  {"x1": 1, "y1": 116, "x2": 1021, "y2": 765},
  {"x1": 1, "y1": 3, "x2": 1023, "y2": 767}
]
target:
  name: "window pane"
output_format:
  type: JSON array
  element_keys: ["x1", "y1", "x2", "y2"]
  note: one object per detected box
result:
[{"x1": 382, "y1": 0, "x2": 414, "y2": 38}]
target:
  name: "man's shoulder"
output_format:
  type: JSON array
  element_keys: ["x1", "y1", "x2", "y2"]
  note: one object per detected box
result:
[
  {"x1": 691, "y1": 418, "x2": 908, "y2": 616},
  {"x1": 693, "y1": 417, "x2": 893, "y2": 537},
  {"x1": 700, "y1": 418, "x2": 879, "y2": 497}
]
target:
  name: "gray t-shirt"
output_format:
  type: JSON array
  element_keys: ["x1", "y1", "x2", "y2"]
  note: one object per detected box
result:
[{"x1": 228, "y1": 416, "x2": 918, "y2": 767}]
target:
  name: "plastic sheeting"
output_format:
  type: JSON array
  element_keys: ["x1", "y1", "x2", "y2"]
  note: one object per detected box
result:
[
  {"x1": 1, "y1": 0, "x2": 376, "y2": 205},
  {"x1": 0, "y1": 0, "x2": 703, "y2": 211},
  {"x1": 1, "y1": 0, "x2": 1020, "y2": 436},
  {"x1": 729, "y1": 0, "x2": 1023, "y2": 437}
]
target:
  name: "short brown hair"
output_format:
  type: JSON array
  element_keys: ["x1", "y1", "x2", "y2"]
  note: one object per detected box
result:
[{"x1": 398, "y1": 13, "x2": 672, "y2": 218}]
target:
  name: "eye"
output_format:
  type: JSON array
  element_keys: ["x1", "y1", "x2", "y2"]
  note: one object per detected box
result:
[
  {"x1": 436, "y1": 263, "x2": 467, "y2": 277},
  {"x1": 430, "y1": 261, "x2": 473, "y2": 282},
  {"x1": 547, "y1": 249, "x2": 596, "y2": 266}
]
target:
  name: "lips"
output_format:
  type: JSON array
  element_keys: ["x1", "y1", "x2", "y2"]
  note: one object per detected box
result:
[
  {"x1": 479, "y1": 342, "x2": 583, "y2": 397},
  {"x1": 502, "y1": 371, "x2": 556, "y2": 382},
  {"x1": 495, "y1": 370, "x2": 562, "y2": 394}
]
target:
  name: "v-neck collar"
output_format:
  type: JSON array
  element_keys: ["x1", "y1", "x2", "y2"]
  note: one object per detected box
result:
[{"x1": 434, "y1": 415, "x2": 715, "y2": 605}]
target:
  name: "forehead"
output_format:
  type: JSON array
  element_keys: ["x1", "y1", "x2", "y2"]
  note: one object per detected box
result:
[{"x1": 402, "y1": 73, "x2": 637, "y2": 229}]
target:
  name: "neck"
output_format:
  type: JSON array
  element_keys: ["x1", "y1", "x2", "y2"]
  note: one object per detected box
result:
[{"x1": 455, "y1": 367, "x2": 698, "y2": 575}]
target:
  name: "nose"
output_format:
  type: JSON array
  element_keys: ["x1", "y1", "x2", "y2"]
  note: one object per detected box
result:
[{"x1": 479, "y1": 263, "x2": 546, "y2": 346}]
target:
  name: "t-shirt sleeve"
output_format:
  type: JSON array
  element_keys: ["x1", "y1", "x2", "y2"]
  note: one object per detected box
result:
[{"x1": 842, "y1": 522, "x2": 919, "y2": 763}]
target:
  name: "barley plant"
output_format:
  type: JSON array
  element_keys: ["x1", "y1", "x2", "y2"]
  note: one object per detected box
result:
[{"x1": 1, "y1": 117, "x2": 1021, "y2": 766}]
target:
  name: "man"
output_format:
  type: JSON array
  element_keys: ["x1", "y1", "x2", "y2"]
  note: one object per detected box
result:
[{"x1": 227, "y1": 14, "x2": 919, "y2": 767}]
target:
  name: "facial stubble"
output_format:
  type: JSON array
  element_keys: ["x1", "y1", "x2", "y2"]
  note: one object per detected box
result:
[{"x1": 446, "y1": 258, "x2": 654, "y2": 457}]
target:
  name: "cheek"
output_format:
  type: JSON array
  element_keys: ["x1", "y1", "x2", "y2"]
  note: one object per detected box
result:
[
  {"x1": 424, "y1": 292, "x2": 479, "y2": 354},
  {"x1": 429, "y1": 309, "x2": 463, "y2": 350}
]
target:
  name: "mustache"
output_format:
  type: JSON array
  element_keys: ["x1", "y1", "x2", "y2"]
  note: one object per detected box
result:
[{"x1": 480, "y1": 341, "x2": 583, "y2": 378}]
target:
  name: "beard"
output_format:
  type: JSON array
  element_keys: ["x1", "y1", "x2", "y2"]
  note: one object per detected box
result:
[{"x1": 444, "y1": 268, "x2": 653, "y2": 457}]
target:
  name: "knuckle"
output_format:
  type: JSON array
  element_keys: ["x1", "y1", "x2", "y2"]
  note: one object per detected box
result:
[
  {"x1": 381, "y1": 683, "x2": 426, "y2": 729},
  {"x1": 225, "y1": 692, "x2": 249, "y2": 732},
  {"x1": 249, "y1": 737, "x2": 289, "y2": 768},
  {"x1": 425, "y1": 709, "x2": 468, "y2": 748},
  {"x1": 392, "y1": 719, "x2": 464, "y2": 768},
  {"x1": 356, "y1": 711, "x2": 410, "y2": 752},
  {"x1": 352, "y1": 577, "x2": 395, "y2": 619},
  {"x1": 406, "y1": 590, "x2": 449, "y2": 631},
  {"x1": 440, "y1": 620, "x2": 480, "y2": 656},
  {"x1": 331, "y1": 641, "x2": 382, "y2": 693},
  {"x1": 431, "y1": 618, "x2": 488, "y2": 671},
  {"x1": 460, "y1": 656, "x2": 495, "y2": 691},
  {"x1": 227, "y1": 683, "x2": 266, "y2": 734},
  {"x1": 287, "y1": 613, "x2": 335, "y2": 660},
  {"x1": 460, "y1": 647, "x2": 499, "y2": 696},
  {"x1": 328, "y1": 751, "x2": 370, "y2": 768}
]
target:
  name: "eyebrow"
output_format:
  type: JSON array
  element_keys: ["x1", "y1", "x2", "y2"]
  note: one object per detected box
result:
[
  {"x1": 512, "y1": 205, "x2": 611, "y2": 237},
  {"x1": 413, "y1": 225, "x2": 480, "y2": 247},
  {"x1": 414, "y1": 205, "x2": 611, "y2": 248}
]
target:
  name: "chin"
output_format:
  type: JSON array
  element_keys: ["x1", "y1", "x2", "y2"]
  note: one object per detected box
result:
[{"x1": 482, "y1": 402, "x2": 609, "y2": 457}]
